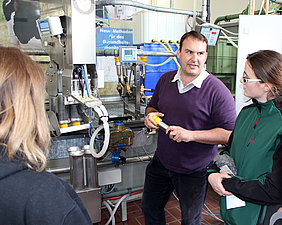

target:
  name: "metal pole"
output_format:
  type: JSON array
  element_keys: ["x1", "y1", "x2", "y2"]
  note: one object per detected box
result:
[
  {"x1": 96, "y1": 0, "x2": 201, "y2": 16},
  {"x1": 47, "y1": 154, "x2": 153, "y2": 174},
  {"x1": 170, "y1": 0, "x2": 174, "y2": 8},
  {"x1": 265, "y1": 0, "x2": 269, "y2": 15},
  {"x1": 193, "y1": 0, "x2": 197, "y2": 30},
  {"x1": 202, "y1": 0, "x2": 207, "y2": 21}
]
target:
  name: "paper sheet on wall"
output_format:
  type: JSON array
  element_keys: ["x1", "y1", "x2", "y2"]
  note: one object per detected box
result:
[
  {"x1": 97, "y1": 70, "x2": 104, "y2": 88},
  {"x1": 96, "y1": 56, "x2": 118, "y2": 82}
]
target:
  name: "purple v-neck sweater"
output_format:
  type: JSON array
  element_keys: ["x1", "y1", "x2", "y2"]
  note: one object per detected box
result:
[{"x1": 148, "y1": 70, "x2": 236, "y2": 174}]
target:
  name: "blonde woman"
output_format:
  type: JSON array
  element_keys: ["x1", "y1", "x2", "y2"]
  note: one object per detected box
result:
[{"x1": 0, "y1": 47, "x2": 92, "y2": 225}]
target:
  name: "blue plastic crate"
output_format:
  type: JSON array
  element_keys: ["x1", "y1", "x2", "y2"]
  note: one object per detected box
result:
[{"x1": 136, "y1": 43, "x2": 179, "y2": 95}]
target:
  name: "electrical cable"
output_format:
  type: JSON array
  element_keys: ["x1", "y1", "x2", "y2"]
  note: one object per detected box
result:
[
  {"x1": 185, "y1": 15, "x2": 192, "y2": 32},
  {"x1": 57, "y1": 35, "x2": 65, "y2": 47},
  {"x1": 103, "y1": 190, "x2": 146, "y2": 225},
  {"x1": 172, "y1": 190, "x2": 224, "y2": 223},
  {"x1": 81, "y1": 65, "x2": 93, "y2": 136},
  {"x1": 139, "y1": 129, "x2": 153, "y2": 156},
  {"x1": 140, "y1": 93, "x2": 149, "y2": 105},
  {"x1": 121, "y1": 98, "x2": 141, "y2": 113},
  {"x1": 103, "y1": 201, "x2": 115, "y2": 225},
  {"x1": 102, "y1": 184, "x2": 116, "y2": 194},
  {"x1": 199, "y1": 21, "x2": 238, "y2": 36},
  {"x1": 162, "y1": 40, "x2": 180, "y2": 67},
  {"x1": 198, "y1": 20, "x2": 239, "y2": 48},
  {"x1": 172, "y1": 191, "x2": 179, "y2": 201},
  {"x1": 105, "y1": 194, "x2": 130, "y2": 225},
  {"x1": 89, "y1": 117, "x2": 110, "y2": 158},
  {"x1": 89, "y1": 108, "x2": 93, "y2": 136},
  {"x1": 96, "y1": 8, "x2": 113, "y2": 48},
  {"x1": 102, "y1": 190, "x2": 143, "y2": 201},
  {"x1": 221, "y1": 30, "x2": 238, "y2": 48},
  {"x1": 137, "y1": 56, "x2": 173, "y2": 67},
  {"x1": 259, "y1": 0, "x2": 266, "y2": 14},
  {"x1": 271, "y1": 1, "x2": 282, "y2": 11},
  {"x1": 81, "y1": 65, "x2": 90, "y2": 97},
  {"x1": 204, "y1": 203, "x2": 224, "y2": 222},
  {"x1": 126, "y1": 128, "x2": 153, "y2": 162},
  {"x1": 170, "y1": 40, "x2": 180, "y2": 49},
  {"x1": 153, "y1": 40, "x2": 180, "y2": 68}
]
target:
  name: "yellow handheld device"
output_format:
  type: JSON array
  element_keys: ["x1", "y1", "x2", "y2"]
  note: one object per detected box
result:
[{"x1": 152, "y1": 115, "x2": 169, "y2": 132}]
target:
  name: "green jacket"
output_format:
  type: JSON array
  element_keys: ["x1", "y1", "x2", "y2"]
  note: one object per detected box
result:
[{"x1": 220, "y1": 99, "x2": 282, "y2": 225}]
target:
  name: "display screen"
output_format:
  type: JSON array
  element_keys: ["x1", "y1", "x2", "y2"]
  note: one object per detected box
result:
[
  {"x1": 39, "y1": 20, "x2": 50, "y2": 30},
  {"x1": 200, "y1": 27, "x2": 221, "y2": 46},
  {"x1": 124, "y1": 50, "x2": 132, "y2": 56}
]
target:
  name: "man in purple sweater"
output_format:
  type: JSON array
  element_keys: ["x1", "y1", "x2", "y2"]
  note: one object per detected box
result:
[{"x1": 141, "y1": 31, "x2": 236, "y2": 225}]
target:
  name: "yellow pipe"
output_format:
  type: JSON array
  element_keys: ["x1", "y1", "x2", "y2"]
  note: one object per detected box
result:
[
  {"x1": 162, "y1": 40, "x2": 180, "y2": 68},
  {"x1": 162, "y1": 40, "x2": 174, "y2": 52},
  {"x1": 161, "y1": 40, "x2": 180, "y2": 69},
  {"x1": 153, "y1": 39, "x2": 180, "y2": 69},
  {"x1": 170, "y1": 40, "x2": 180, "y2": 49}
]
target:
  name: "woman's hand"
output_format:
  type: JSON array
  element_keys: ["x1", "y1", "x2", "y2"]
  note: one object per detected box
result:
[{"x1": 208, "y1": 171, "x2": 233, "y2": 196}]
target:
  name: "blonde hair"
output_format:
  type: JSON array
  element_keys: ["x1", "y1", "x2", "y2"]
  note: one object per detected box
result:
[{"x1": 0, "y1": 47, "x2": 50, "y2": 172}]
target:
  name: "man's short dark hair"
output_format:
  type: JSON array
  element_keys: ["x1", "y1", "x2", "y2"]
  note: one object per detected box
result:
[{"x1": 179, "y1": 31, "x2": 208, "y2": 52}]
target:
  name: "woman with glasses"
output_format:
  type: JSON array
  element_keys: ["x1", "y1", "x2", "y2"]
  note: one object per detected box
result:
[{"x1": 208, "y1": 50, "x2": 282, "y2": 225}]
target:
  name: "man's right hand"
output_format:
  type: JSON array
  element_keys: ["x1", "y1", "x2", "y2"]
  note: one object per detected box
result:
[
  {"x1": 208, "y1": 172, "x2": 232, "y2": 197},
  {"x1": 144, "y1": 112, "x2": 164, "y2": 130}
]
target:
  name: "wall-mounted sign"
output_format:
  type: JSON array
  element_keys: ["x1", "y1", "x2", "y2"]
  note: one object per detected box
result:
[{"x1": 97, "y1": 28, "x2": 133, "y2": 50}]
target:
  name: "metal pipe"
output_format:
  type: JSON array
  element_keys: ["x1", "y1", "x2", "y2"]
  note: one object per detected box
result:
[
  {"x1": 266, "y1": 0, "x2": 269, "y2": 15},
  {"x1": 138, "y1": 50, "x2": 176, "y2": 57},
  {"x1": 206, "y1": 0, "x2": 210, "y2": 22},
  {"x1": 248, "y1": 0, "x2": 255, "y2": 15},
  {"x1": 248, "y1": 0, "x2": 252, "y2": 14},
  {"x1": 102, "y1": 186, "x2": 144, "y2": 199},
  {"x1": 214, "y1": 7, "x2": 263, "y2": 24},
  {"x1": 22, "y1": 49, "x2": 48, "y2": 55},
  {"x1": 252, "y1": 0, "x2": 256, "y2": 15},
  {"x1": 48, "y1": 154, "x2": 153, "y2": 174},
  {"x1": 201, "y1": 0, "x2": 207, "y2": 21},
  {"x1": 96, "y1": 49, "x2": 176, "y2": 57},
  {"x1": 96, "y1": 0, "x2": 201, "y2": 16},
  {"x1": 97, "y1": 154, "x2": 153, "y2": 167},
  {"x1": 170, "y1": 0, "x2": 174, "y2": 8},
  {"x1": 271, "y1": 0, "x2": 282, "y2": 3},
  {"x1": 192, "y1": 0, "x2": 197, "y2": 30}
]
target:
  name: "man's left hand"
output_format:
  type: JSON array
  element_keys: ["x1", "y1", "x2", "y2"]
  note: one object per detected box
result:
[{"x1": 167, "y1": 126, "x2": 193, "y2": 143}]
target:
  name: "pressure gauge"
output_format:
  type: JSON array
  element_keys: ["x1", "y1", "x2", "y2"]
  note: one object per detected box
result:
[{"x1": 73, "y1": 0, "x2": 94, "y2": 14}]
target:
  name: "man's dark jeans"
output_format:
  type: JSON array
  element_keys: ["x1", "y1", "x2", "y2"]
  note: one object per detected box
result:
[{"x1": 141, "y1": 155, "x2": 208, "y2": 225}]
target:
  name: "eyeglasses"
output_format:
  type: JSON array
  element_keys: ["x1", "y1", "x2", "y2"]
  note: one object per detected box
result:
[
  {"x1": 242, "y1": 77, "x2": 262, "y2": 83},
  {"x1": 242, "y1": 71, "x2": 262, "y2": 83}
]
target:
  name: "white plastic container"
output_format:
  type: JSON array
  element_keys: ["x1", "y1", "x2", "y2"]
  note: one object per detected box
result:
[{"x1": 132, "y1": 10, "x2": 187, "y2": 44}]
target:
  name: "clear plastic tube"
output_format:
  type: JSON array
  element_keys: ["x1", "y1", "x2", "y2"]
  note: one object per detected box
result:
[
  {"x1": 105, "y1": 194, "x2": 130, "y2": 225},
  {"x1": 103, "y1": 201, "x2": 115, "y2": 225},
  {"x1": 89, "y1": 120, "x2": 110, "y2": 158}
]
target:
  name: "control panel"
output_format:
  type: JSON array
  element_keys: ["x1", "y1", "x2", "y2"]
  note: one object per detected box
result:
[
  {"x1": 37, "y1": 17, "x2": 63, "y2": 37},
  {"x1": 119, "y1": 46, "x2": 137, "y2": 63},
  {"x1": 200, "y1": 27, "x2": 221, "y2": 46}
]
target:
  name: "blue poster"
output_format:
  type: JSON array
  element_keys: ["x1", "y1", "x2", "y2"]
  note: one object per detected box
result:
[{"x1": 96, "y1": 28, "x2": 133, "y2": 50}]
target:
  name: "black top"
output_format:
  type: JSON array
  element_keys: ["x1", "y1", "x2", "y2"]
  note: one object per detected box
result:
[{"x1": 0, "y1": 147, "x2": 92, "y2": 225}]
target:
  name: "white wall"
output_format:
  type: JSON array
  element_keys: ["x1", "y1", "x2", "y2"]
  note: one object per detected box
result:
[
  {"x1": 235, "y1": 15, "x2": 282, "y2": 113},
  {"x1": 164, "y1": 0, "x2": 264, "y2": 23}
]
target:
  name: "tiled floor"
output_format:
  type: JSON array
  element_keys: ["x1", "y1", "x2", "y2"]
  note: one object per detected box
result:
[{"x1": 100, "y1": 185, "x2": 224, "y2": 225}]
